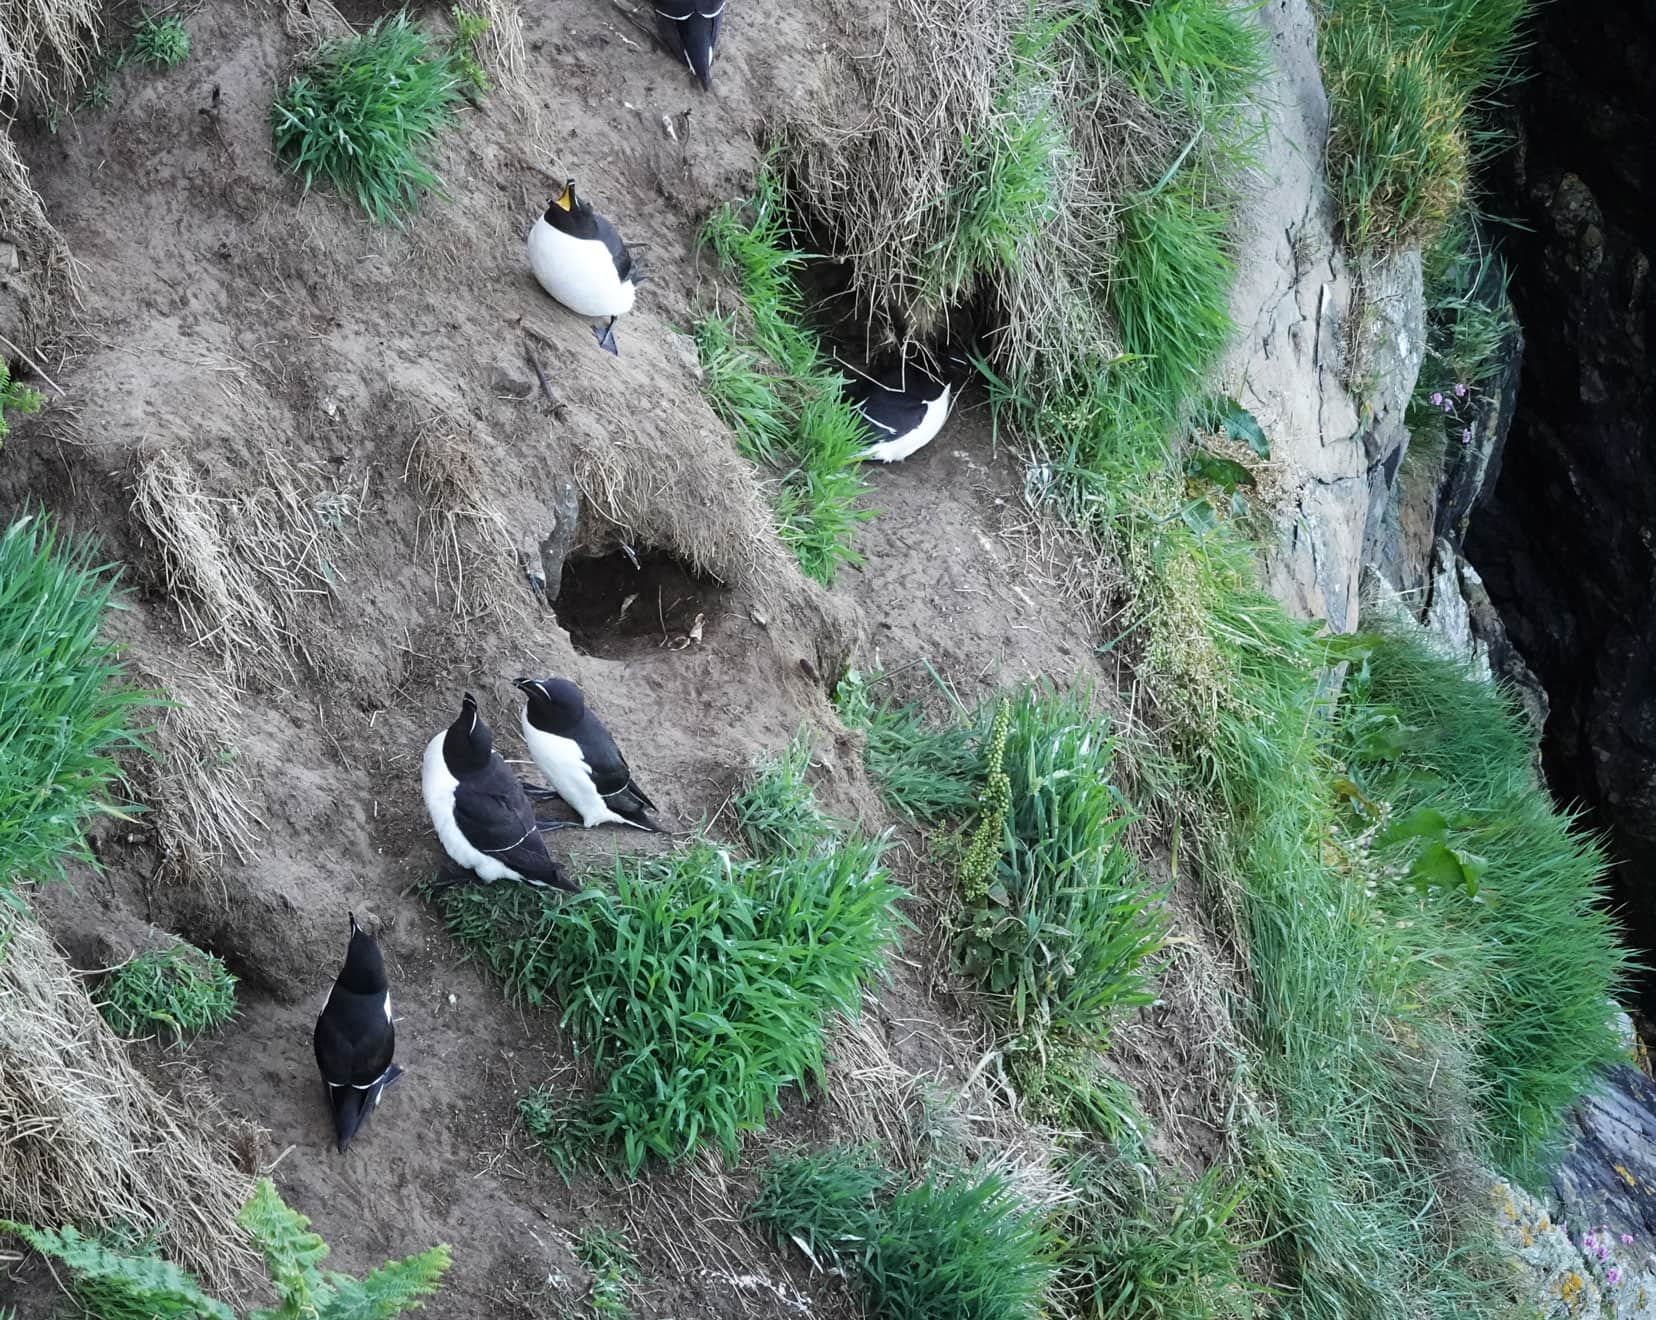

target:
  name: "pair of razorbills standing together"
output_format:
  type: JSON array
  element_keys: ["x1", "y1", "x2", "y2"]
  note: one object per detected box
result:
[{"x1": 314, "y1": 678, "x2": 657, "y2": 1151}]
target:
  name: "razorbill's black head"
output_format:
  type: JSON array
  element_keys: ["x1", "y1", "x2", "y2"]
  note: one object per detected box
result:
[
  {"x1": 422, "y1": 692, "x2": 578, "y2": 892},
  {"x1": 515, "y1": 676, "x2": 663, "y2": 833},
  {"x1": 313, "y1": 912, "x2": 402, "y2": 1154}
]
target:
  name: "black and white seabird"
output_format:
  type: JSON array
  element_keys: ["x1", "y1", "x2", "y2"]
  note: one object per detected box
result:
[
  {"x1": 527, "y1": 178, "x2": 645, "y2": 355},
  {"x1": 847, "y1": 352, "x2": 967, "y2": 463},
  {"x1": 515, "y1": 677, "x2": 663, "y2": 832},
  {"x1": 421, "y1": 692, "x2": 578, "y2": 891},
  {"x1": 655, "y1": 0, "x2": 725, "y2": 91},
  {"x1": 313, "y1": 912, "x2": 402, "y2": 1154}
]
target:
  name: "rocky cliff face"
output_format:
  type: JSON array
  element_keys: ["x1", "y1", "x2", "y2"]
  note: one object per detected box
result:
[{"x1": 1468, "y1": 0, "x2": 1656, "y2": 1010}]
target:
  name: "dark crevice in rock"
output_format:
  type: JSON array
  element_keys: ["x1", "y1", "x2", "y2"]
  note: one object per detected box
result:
[{"x1": 1467, "y1": 0, "x2": 1656, "y2": 1008}]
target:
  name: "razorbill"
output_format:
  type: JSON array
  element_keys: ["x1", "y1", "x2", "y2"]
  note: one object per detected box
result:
[
  {"x1": 527, "y1": 178, "x2": 645, "y2": 355},
  {"x1": 421, "y1": 692, "x2": 578, "y2": 891},
  {"x1": 655, "y1": 0, "x2": 725, "y2": 91},
  {"x1": 847, "y1": 352, "x2": 968, "y2": 463},
  {"x1": 516, "y1": 677, "x2": 663, "y2": 832},
  {"x1": 312, "y1": 912, "x2": 402, "y2": 1154}
]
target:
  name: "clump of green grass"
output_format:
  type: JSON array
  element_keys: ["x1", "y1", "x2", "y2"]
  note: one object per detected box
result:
[
  {"x1": 749, "y1": 1147, "x2": 1056, "y2": 1320},
  {"x1": 573, "y1": 1227, "x2": 636, "y2": 1319},
  {"x1": 3, "y1": 1178, "x2": 450, "y2": 1318},
  {"x1": 954, "y1": 686, "x2": 1165, "y2": 1044},
  {"x1": 0, "y1": 515, "x2": 151, "y2": 907},
  {"x1": 697, "y1": 174, "x2": 875, "y2": 586},
  {"x1": 1318, "y1": 0, "x2": 1530, "y2": 253},
  {"x1": 270, "y1": 11, "x2": 469, "y2": 226},
  {"x1": 729, "y1": 729, "x2": 835, "y2": 855},
  {"x1": 96, "y1": 940, "x2": 237, "y2": 1042},
  {"x1": 130, "y1": 10, "x2": 189, "y2": 69},
  {"x1": 437, "y1": 805, "x2": 901, "y2": 1176},
  {"x1": 1055, "y1": 1150, "x2": 1258, "y2": 1320},
  {"x1": 1335, "y1": 626, "x2": 1631, "y2": 1177},
  {"x1": 834, "y1": 668, "x2": 982, "y2": 825}
]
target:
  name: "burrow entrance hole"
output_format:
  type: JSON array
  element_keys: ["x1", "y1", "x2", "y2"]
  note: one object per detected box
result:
[{"x1": 556, "y1": 547, "x2": 728, "y2": 659}]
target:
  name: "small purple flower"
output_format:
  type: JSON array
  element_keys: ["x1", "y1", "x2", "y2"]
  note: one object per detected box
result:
[
  {"x1": 1461, "y1": 427, "x2": 1473, "y2": 444},
  {"x1": 1609, "y1": 1267, "x2": 1623, "y2": 1285},
  {"x1": 1454, "y1": 383, "x2": 1468, "y2": 398},
  {"x1": 1442, "y1": 400, "x2": 1455, "y2": 413},
  {"x1": 1430, "y1": 391, "x2": 1444, "y2": 407},
  {"x1": 1586, "y1": 1234, "x2": 1599, "y2": 1249},
  {"x1": 1622, "y1": 1233, "x2": 1634, "y2": 1245},
  {"x1": 1599, "y1": 1245, "x2": 1610, "y2": 1262}
]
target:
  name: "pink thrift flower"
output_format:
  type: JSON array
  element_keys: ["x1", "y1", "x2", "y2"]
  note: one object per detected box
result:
[
  {"x1": 1430, "y1": 392, "x2": 1444, "y2": 406},
  {"x1": 1599, "y1": 1246, "x2": 1610, "y2": 1262},
  {"x1": 1454, "y1": 383, "x2": 1468, "y2": 398},
  {"x1": 1609, "y1": 1267, "x2": 1623, "y2": 1285},
  {"x1": 1442, "y1": 400, "x2": 1454, "y2": 413},
  {"x1": 1587, "y1": 1234, "x2": 1599, "y2": 1249},
  {"x1": 1622, "y1": 1234, "x2": 1635, "y2": 1245},
  {"x1": 1461, "y1": 428, "x2": 1473, "y2": 443}
]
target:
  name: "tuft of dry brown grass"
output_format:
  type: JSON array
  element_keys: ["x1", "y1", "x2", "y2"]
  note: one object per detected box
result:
[
  {"x1": 0, "y1": 129, "x2": 83, "y2": 353},
  {"x1": 775, "y1": 0, "x2": 1173, "y2": 391},
  {"x1": 130, "y1": 661, "x2": 264, "y2": 890},
  {"x1": 405, "y1": 420, "x2": 524, "y2": 624},
  {"x1": 128, "y1": 446, "x2": 335, "y2": 679},
  {"x1": 0, "y1": 0, "x2": 99, "y2": 106},
  {"x1": 0, "y1": 911, "x2": 260, "y2": 1296}
]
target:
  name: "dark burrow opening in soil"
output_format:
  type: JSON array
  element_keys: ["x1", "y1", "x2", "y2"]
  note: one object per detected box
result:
[{"x1": 554, "y1": 547, "x2": 726, "y2": 659}]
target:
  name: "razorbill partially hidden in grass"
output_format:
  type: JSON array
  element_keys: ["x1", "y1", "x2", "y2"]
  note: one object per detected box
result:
[
  {"x1": 515, "y1": 677, "x2": 663, "y2": 832},
  {"x1": 655, "y1": 0, "x2": 724, "y2": 91},
  {"x1": 313, "y1": 913, "x2": 402, "y2": 1154},
  {"x1": 527, "y1": 178, "x2": 645, "y2": 356},
  {"x1": 847, "y1": 351, "x2": 968, "y2": 463},
  {"x1": 421, "y1": 692, "x2": 578, "y2": 891}
]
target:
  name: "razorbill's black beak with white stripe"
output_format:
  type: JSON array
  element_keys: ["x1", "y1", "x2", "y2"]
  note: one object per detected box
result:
[
  {"x1": 654, "y1": 0, "x2": 725, "y2": 91},
  {"x1": 527, "y1": 178, "x2": 646, "y2": 356},
  {"x1": 312, "y1": 912, "x2": 402, "y2": 1154},
  {"x1": 847, "y1": 350, "x2": 969, "y2": 463},
  {"x1": 515, "y1": 677, "x2": 663, "y2": 833},
  {"x1": 421, "y1": 692, "x2": 578, "y2": 891}
]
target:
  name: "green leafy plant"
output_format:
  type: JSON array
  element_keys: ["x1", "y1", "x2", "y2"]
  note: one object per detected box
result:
[
  {"x1": 957, "y1": 696, "x2": 1011, "y2": 900},
  {"x1": 730, "y1": 730, "x2": 834, "y2": 856},
  {"x1": 446, "y1": 6, "x2": 492, "y2": 99},
  {"x1": 436, "y1": 782, "x2": 902, "y2": 1176},
  {"x1": 0, "y1": 515, "x2": 152, "y2": 909},
  {"x1": 270, "y1": 11, "x2": 466, "y2": 225},
  {"x1": 131, "y1": 11, "x2": 190, "y2": 69},
  {"x1": 749, "y1": 1147, "x2": 1056, "y2": 1320},
  {"x1": 0, "y1": 1179, "x2": 451, "y2": 1318},
  {"x1": 0, "y1": 362, "x2": 46, "y2": 447},
  {"x1": 96, "y1": 940, "x2": 238, "y2": 1042},
  {"x1": 953, "y1": 687, "x2": 1165, "y2": 1043},
  {"x1": 573, "y1": 1228, "x2": 636, "y2": 1319},
  {"x1": 697, "y1": 174, "x2": 876, "y2": 586}
]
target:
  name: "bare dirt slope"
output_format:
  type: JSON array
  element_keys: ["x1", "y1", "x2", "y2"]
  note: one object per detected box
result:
[{"x1": 0, "y1": 1, "x2": 1144, "y2": 1314}]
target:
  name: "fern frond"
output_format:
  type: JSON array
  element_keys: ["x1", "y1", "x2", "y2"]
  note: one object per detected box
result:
[
  {"x1": 321, "y1": 1245, "x2": 454, "y2": 1318},
  {"x1": 237, "y1": 1178, "x2": 328, "y2": 1307},
  {"x1": 0, "y1": 1220, "x2": 234, "y2": 1320}
]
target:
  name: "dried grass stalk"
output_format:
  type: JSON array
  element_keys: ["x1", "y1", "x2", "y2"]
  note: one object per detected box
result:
[
  {"x1": 406, "y1": 421, "x2": 524, "y2": 624},
  {"x1": 0, "y1": 912, "x2": 259, "y2": 1296},
  {"x1": 776, "y1": 0, "x2": 1174, "y2": 388},
  {"x1": 129, "y1": 447, "x2": 331, "y2": 679},
  {"x1": 0, "y1": 0, "x2": 99, "y2": 106},
  {"x1": 0, "y1": 129, "x2": 84, "y2": 351},
  {"x1": 131, "y1": 661, "x2": 265, "y2": 886}
]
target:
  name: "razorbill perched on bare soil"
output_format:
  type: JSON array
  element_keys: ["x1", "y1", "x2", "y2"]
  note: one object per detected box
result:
[
  {"x1": 312, "y1": 912, "x2": 402, "y2": 1153},
  {"x1": 847, "y1": 352, "x2": 967, "y2": 463},
  {"x1": 516, "y1": 677, "x2": 663, "y2": 832},
  {"x1": 655, "y1": 0, "x2": 725, "y2": 91},
  {"x1": 527, "y1": 178, "x2": 645, "y2": 355},
  {"x1": 422, "y1": 692, "x2": 577, "y2": 891}
]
